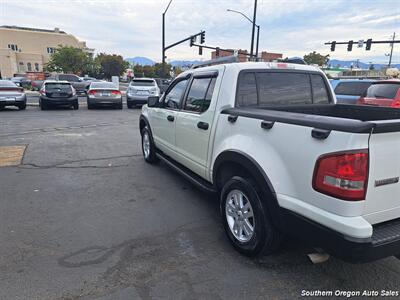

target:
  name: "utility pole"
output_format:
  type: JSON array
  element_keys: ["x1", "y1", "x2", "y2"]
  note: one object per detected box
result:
[
  {"x1": 250, "y1": 0, "x2": 257, "y2": 58},
  {"x1": 162, "y1": 0, "x2": 172, "y2": 78},
  {"x1": 388, "y1": 32, "x2": 396, "y2": 67}
]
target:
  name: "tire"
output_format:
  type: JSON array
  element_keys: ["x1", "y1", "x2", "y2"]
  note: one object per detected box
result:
[
  {"x1": 127, "y1": 102, "x2": 134, "y2": 109},
  {"x1": 141, "y1": 126, "x2": 158, "y2": 163},
  {"x1": 220, "y1": 176, "x2": 282, "y2": 257},
  {"x1": 87, "y1": 102, "x2": 94, "y2": 110},
  {"x1": 18, "y1": 103, "x2": 26, "y2": 110},
  {"x1": 73, "y1": 102, "x2": 79, "y2": 110},
  {"x1": 40, "y1": 101, "x2": 47, "y2": 110},
  {"x1": 116, "y1": 102, "x2": 123, "y2": 109}
]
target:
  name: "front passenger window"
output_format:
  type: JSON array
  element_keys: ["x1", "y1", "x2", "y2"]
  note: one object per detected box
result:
[{"x1": 164, "y1": 79, "x2": 188, "y2": 109}]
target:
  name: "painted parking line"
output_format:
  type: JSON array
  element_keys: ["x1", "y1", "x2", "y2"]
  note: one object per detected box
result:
[{"x1": 0, "y1": 146, "x2": 26, "y2": 167}]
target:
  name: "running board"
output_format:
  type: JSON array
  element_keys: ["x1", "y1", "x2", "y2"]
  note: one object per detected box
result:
[{"x1": 156, "y1": 152, "x2": 216, "y2": 194}]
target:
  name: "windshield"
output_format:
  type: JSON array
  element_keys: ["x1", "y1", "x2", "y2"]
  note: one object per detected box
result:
[
  {"x1": 90, "y1": 82, "x2": 117, "y2": 89},
  {"x1": 45, "y1": 83, "x2": 72, "y2": 92},
  {"x1": 365, "y1": 83, "x2": 400, "y2": 99},
  {"x1": 131, "y1": 80, "x2": 155, "y2": 87}
]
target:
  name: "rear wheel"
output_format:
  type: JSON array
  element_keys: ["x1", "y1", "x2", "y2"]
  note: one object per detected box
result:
[
  {"x1": 220, "y1": 176, "x2": 282, "y2": 256},
  {"x1": 73, "y1": 102, "x2": 79, "y2": 110},
  {"x1": 18, "y1": 103, "x2": 26, "y2": 110},
  {"x1": 87, "y1": 102, "x2": 94, "y2": 109},
  {"x1": 117, "y1": 102, "x2": 123, "y2": 109},
  {"x1": 127, "y1": 102, "x2": 134, "y2": 109},
  {"x1": 141, "y1": 126, "x2": 158, "y2": 163},
  {"x1": 40, "y1": 100, "x2": 47, "y2": 110}
]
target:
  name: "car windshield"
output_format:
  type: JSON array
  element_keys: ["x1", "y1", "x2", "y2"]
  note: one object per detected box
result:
[
  {"x1": 90, "y1": 82, "x2": 116, "y2": 89},
  {"x1": 45, "y1": 83, "x2": 72, "y2": 92},
  {"x1": 0, "y1": 80, "x2": 18, "y2": 87},
  {"x1": 334, "y1": 81, "x2": 373, "y2": 96},
  {"x1": 365, "y1": 83, "x2": 400, "y2": 99},
  {"x1": 131, "y1": 80, "x2": 155, "y2": 86}
]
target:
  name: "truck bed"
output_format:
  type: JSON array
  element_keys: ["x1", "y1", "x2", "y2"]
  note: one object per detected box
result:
[{"x1": 222, "y1": 104, "x2": 400, "y2": 134}]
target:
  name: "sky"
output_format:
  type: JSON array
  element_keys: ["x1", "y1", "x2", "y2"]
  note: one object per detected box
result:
[{"x1": 1, "y1": 0, "x2": 399, "y2": 64}]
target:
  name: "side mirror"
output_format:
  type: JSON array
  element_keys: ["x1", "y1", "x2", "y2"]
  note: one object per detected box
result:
[{"x1": 148, "y1": 96, "x2": 160, "y2": 107}]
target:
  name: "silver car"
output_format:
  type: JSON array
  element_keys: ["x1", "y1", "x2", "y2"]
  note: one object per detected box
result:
[
  {"x1": 126, "y1": 78, "x2": 160, "y2": 108},
  {"x1": 0, "y1": 80, "x2": 27, "y2": 110},
  {"x1": 87, "y1": 82, "x2": 122, "y2": 109}
]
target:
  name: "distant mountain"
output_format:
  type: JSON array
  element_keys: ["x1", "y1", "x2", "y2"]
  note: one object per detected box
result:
[
  {"x1": 169, "y1": 60, "x2": 201, "y2": 67},
  {"x1": 328, "y1": 59, "x2": 400, "y2": 70},
  {"x1": 125, "y1": 57, "x2": 155, "y2": 66}
]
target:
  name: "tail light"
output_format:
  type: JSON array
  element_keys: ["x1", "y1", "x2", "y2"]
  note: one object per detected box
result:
[
  {"x1": 312, "y1": 150, "x2": 369, "y2": 201},
  {"x1": 88, "y1": 90, "x2": 97, "y2": 95},
  {"x1": 391, "y1": 100, "x2": 400, "y2": 108},
  {"x1": 112, "y1": 90, "x2": 121, "y2": 95}
]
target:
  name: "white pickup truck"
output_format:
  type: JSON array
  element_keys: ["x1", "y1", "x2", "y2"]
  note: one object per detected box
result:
[{"x1": 139, "y1": 59, "x2": 400, "y2": 263}]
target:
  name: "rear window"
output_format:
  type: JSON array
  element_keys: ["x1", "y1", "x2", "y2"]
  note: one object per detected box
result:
[
  {"x1": 90, "y1": 82, "x2": 116, "y2": 89},
  {"x1": 237, "y1": 71, "x2": 330, "y2": 107},
  {"x1": 131, "y1": 80, "x2": 155, "y2": 86},
  {"x1": 334, "y1": 81, "x2": 373, "y2": 96},
  {"x1": 365, "y1": 83, "x2": 400, "y2": 100},
  {"x1": 45, "y1": 83, "x2": 72, "y2": 92},
  {"x1": 58, "y1": 74, "x2": 79, "y2": 82}
]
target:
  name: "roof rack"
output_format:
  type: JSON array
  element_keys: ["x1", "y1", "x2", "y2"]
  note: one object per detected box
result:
[{"x1": 191, "y1": 55, "x2": 239, "y2": 69}]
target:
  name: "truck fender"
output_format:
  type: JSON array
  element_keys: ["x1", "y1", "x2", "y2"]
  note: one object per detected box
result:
[{"x1": 212, "y1": 150, "x2": 284, "y2": 230}]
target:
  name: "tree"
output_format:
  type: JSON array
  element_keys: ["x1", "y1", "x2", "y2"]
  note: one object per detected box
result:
[
  {"x1": 95, "y1": 53, "x2": 130, "y2": 79},
  {"x1": 303, "y1": 51, "x2": 330, "y2": 66},
  {"x1": 45, "y1": 46, "x2": 93, "y2": 74}
]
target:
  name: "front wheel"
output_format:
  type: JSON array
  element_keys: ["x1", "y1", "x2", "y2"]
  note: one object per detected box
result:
[
  {"x1": 220, "y1": 176, "x2": 282, "y2": 257},
  {"x1": 141, "y1": 127, "x2": 158, "y2": 163}
]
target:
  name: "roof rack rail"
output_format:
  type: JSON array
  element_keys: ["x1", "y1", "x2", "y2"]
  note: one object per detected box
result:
[{"x1": 191, "y1": 55, "x2": 239, "y2": 69}]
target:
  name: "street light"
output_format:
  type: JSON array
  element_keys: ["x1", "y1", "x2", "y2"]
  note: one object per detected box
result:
[
  {"x1": 227, "y1": 8, "x2": 260, "y2": 59},
  {"x1": 162, "y1": 0, "x2": 173, "y2": 77}
]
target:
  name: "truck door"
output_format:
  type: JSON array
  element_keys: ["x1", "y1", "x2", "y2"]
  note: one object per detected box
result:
[{"x1": 175, "y1": 72, "x2": 218, "y2": 177}]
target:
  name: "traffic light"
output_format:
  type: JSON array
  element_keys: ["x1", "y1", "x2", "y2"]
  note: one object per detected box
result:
[
  {"x1": 366, "y1": 39, "x2": 372, "y2": 50},
  {"x1": 190, "y1": 36, "x2": 195, "y2": 47},
  {"x1": 200, "y1": 31, "x2": 205, "y2": 44},
  {"x1": 347, "y1": 40, "x2": 353, "y2": 51},
  {"x1": 199, "y1": 46, "x2": 203, "y2": 55},
  {"x1": 330, "y1": 41, "x2": 336, "y2": 52}
]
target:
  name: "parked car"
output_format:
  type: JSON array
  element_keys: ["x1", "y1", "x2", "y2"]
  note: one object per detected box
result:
[
  {"x1": 31, "y1": 80, "x2": 44, "y2": 91},
  {"x1": 126, "y1": 78, "x2": 160, "y2": 108},
  {"x1": 11, "y1": 76, "x2": 31, "y2": 88},
  {"x1": 357, "y1": 80, "x2": 400, "y2": 108},
  {"x1": 39, "y1": 80, "x2": 78, "y2": 110},
  {"x1": 155, "y1": 78, "x2": 171, "y2": 94},
  {"x1": 139, "y1": 60, "x2": 400, "y2": 263},
  {"x1": 52, "y1": 74, "x2": 90, "y2": 95},
  {"x1": 86, "y1": 81, "x2": 122, "y2": 109},
  {"x1": 330, "y1": 79, "x2": 375, "y2": 104},
  {"x1": 0, "y1": 80, "x2": 27, "y2": 110}
]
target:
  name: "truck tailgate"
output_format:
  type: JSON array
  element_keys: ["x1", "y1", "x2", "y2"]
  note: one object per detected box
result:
[{"x1": 365, "y1": 130, "x2": 400, "y2": 224}]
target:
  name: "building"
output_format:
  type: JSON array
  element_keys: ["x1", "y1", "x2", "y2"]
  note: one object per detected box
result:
[
  {"x1": 211, "y1": 49, "x2": 283, "y2": 62},
  {"x1": 0, "y1": 25, "x2": 94, "y2": 78}
]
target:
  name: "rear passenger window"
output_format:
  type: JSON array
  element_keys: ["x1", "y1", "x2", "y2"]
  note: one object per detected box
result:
[
  {"x1": 184, "y1": 77, "x2": 216, "y2": 113},
  {"x1": 256, "y1": 72, "x2": 312, "y2": 106},
  {"x1": 311, "y1": 75, "x2": 329, "y2": 104},
  {"x1": 237, "y1": 73, "x2": 257, "y2": 106}
]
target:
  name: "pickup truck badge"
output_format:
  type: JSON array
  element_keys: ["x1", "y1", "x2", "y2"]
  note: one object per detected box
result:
[{"x1": 375, "y1": 177, "x2": 399, "y2": 187}]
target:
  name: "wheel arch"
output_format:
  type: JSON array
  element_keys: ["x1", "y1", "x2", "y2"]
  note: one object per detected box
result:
[
  {"x1": 213, "y1": 150, "x2": 284, "y2": 230},
  {"x1": 139, "y1": 114, "x2": 150, "y2": 135}
]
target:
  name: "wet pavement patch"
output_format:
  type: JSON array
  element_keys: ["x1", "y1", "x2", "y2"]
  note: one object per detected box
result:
[{"x1": 0, "y1": 146, "x2": 26, "y2": 167}]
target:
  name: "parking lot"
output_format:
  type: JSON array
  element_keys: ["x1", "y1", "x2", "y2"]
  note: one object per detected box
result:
[{"x1": 1, "y1": 96, "x2": 400, "y2": 300}]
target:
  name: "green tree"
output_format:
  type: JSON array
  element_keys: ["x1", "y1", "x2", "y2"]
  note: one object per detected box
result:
[
  {"x1": 96, "y1": 53, "x2": 130, "y2": 79},
  {"x1": 303, "y1": 51, "x2": 330, "y2": 66},
  {"x1": 45, "y1": 46, "x2": 92, "y2": 74}
]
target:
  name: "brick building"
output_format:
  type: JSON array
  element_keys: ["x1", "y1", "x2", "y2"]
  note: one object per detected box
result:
[{"x1": 211, "y1": 49, "x2": 283, "y2": 62}]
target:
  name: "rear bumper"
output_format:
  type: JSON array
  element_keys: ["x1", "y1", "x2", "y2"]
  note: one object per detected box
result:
[
  {"x1": 88, "y1": 97, "x2": 122, "y2": 105},
  {"x1": 282, "y1": 208, "x2": 400, "y2": 263},
  {"x1": 0, "y1": 95, "x2": 27, "y2": 106},
  {"x1": 127, "y1": 95, "x2": 151, "y2": 105},
  {"x1": 40, "y1": 96, "x2": 78, "y2": 106}
]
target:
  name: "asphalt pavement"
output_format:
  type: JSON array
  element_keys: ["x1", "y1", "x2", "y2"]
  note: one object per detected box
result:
[{"x1": 1, "y1": 100, "x2": 400, "y2": 300}]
